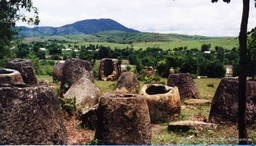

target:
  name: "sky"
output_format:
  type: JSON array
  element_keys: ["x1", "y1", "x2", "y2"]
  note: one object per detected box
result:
[{"x1": 17, "y1": 0, "x2": 256, "y2": 37}]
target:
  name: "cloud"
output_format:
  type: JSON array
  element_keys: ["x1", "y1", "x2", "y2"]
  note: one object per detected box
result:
[{"x1": 17, "y1": 0, "x2": 256, "y2": 36}]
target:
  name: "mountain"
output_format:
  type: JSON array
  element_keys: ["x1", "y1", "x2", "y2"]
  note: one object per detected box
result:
[{"x1": 17, "y1": 18, "x2": 139, "y2": 37}]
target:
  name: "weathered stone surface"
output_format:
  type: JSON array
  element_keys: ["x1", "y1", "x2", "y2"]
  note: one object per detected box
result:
[
  {"x1": 6, "y1": 59, "x2": 37, "y2": 85},
  {"x1": 98, "y1": 58, "x2": 121, "y2": 81},
  {"x1": 53, "y1": 60, "x2": 65, "y2": 83},
  {"x1": 0, "y1": 84, "x2": 67, "y2": 144},
  {"x1": 64, "y1": 76, "x2": 100, "y2": 114},
  {"x1": 184, "y1": 99, "x2": 211, "y2": 105},
  {"x1": 167, "y1": 73, "x2": 200, "y2": 98},
  {"x1": 140, "y1": 84, "x2": 181, "y2": 123},
  {"x1": 0, "y1": 68, "x2": 24, "y2": 84},
  {"x1": 95, "y1": 93, "x2": 151, "y2": 144},
  {"x1": 209, "y1": 78, "x2": 256, "y2": 125},
  {"x1": 79, "y1": 104, "x2": 98, "y2": 130},
  {"x1": 60, "y1": 58, "x2": 93, "y2": 93},
  {"x1": 115, "y1": 71, "x2": 139, "y2": 93},
  {"x1": 168, "y1": 121, "x2": 217, "y2": 132}
]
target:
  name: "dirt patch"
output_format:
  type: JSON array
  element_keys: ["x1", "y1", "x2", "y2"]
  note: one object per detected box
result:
[
  {"x1": 64, "y1": 117, "x2": 95, "y2": 144},
  {"x1": 151, "y1": 124, "x2": 166, "y2": 135},
  {"x1": 64, "y1": 117, "x2": 167, "y2": 145}
]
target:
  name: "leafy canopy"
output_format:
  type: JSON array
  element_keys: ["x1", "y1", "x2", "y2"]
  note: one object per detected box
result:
[{"x1": 0, "y1": 0, "x2": 39, "y2": 66}]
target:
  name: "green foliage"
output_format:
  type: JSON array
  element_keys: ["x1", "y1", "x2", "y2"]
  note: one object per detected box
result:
[
  {"x1": 79, "y1": 45, "x2": 96, "y2": 64},
  {"x1": 36, "y1": 50, "x2": 46, "y2": 59},
  {"x1": 98, "y1": 46, "x2": 112, "y2": 59},
  {"x1": 15, "y1": 43, "x2": 30, "y2": 58},
  {"x1": 38, "y1": 65, "x2": 53, "y2": 76},
  {"x1": 32, "y1": 42, "x2": 46, "y2": 52},
  {"x1": 0, "y1": 0, "x2": 39, "y2": 67},
  {"x1": 199, "y1": 60, "x2": 226, "y2": 78},
  {"x1": 51, "y1": 54, "x2": 61, "y2": 60},
  {"x1": 71, "y1": 50, "x2": 77, "y2": 58},
  {"x1": 13, "y1": 39, "x2": 236, "y2": 78},
  {"x1": 59, "y1": 97, "x2": 76, "y2": 116},
  {"x1": 201, "y1": 44, "x2": 211, "y2": 52},
  {"x1": 143, "y1": 75, "x2": 162, "y2": 84},
  {"x1": 27, "y1": 54, "x2": 40, "y2": 74},
  {"x1": 248, "y1": 28, "x2": 256, "y2": 78},
  {"x1": 37, "y1": 60, "x2": 54, "y2": 76},
  {"x1": 48, "y1": 43, "x2": 63, "y2": 55},
  {"x1": 28, "y1": 54, "x2": 54, "y2": 76}
]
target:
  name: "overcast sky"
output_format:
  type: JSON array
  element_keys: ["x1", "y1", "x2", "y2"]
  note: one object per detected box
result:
[{"x1": 17, "y1": 0, "x2": 256, "y2": 37}]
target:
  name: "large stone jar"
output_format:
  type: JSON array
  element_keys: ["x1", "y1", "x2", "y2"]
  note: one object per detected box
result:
[
  {"x1": 115, "y1": 71, "x2": 139, "y2": 93},
  {"x1": 94, "y1": 93, "x2": 151, "y2": 144},
  {"x1": 209, "y1": 78, "x2": 256, "y2": 125},
  {"x1": 6, "y1": 59, "x2": 37, "y2": 85},
  {"x1": 140, "y1": 84, "x2": 181, "y2": 123},
  {"x1": 0, "y1": 68, "x2": 24, "y2": 84},
  {"x1": 167, "y1": 73, "x2": 199, "y2": 98},
  {"x1": 60, "y1": 58, "x2": 93, "y2": 94},
  {"x1": 98, "y1": 58, "x2": 121, "y2": 81},
  {"x1": 53, "y1": 60, "x2": 65, "y2": 83},
  {"x1": 0, "y1": 84, "x2": 67, "y2": 144}
]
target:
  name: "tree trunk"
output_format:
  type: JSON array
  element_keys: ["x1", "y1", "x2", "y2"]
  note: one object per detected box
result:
[{"x1": 238, "y1": 0, "x2": 250, "y2": 144}]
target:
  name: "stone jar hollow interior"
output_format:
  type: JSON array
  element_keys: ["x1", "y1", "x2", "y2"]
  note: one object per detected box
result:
[
  {"x1": 103, "y1": 59, "x2": 114, "y2": 76},
  {"x1": 0, "y1": 68, "x2": 24, "y2": 84},
  {"x1": 0, "y1": 69, "x2": 13, "y2": 74},
  {"x1": 145, "y1": 85, "x2": 171, "y2": 95}
]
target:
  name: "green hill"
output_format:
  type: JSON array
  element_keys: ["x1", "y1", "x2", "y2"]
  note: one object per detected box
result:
[
  {"x1": 16, "y1": 18, "x2": 139, "y2": 37},
  {"x1": 17, "y1": 18, "x2": 238, "y2": 50}
]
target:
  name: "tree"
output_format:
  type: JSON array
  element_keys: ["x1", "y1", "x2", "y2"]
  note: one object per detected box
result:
[
  {"x1": 15, "y1": 43, "x2": 30, "y2": 58},
  {"x1": 98, "y1": 46, "x2": 111, "y2": 59},
  {"x1": 212, "y1": 0, "x2": 256, "y2": 144},
  {"x1": 79, "y1": 46, "x2": 96, "y2": 65},
  {"x1": 248, "y1": 28, "x2": 256, "y2": 77},
  {"x1": 0, "y1": 0, "x2": 39, "y2": 66},
  {"x1": 36, "y1": 50, "x2": 46, "y2": 59},
  {"x1": 201, "y1": 44, "x2": 211, "y2": 52},
  {"x1": 48, "y1": 43, "x2": 62, "y2": 55}
]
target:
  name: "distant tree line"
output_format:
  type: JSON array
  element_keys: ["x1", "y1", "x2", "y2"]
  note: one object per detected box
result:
[{"x1": 2, "y1": 30, "x2": 256, "y2": 78}]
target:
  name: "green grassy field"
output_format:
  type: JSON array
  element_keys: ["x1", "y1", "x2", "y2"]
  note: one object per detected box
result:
[
  {"x1": 22, "y1": 32, "x2": 238, "y2": 50},
  {"x1": 25, "y1": 37, "x2": 238, "y2": 50},
  {"x1": 37, "y1": 76, "x2": 255, "y2": 144},
  {"x1": 132, "y1": 38, "x2": 238, "y2": 50}
]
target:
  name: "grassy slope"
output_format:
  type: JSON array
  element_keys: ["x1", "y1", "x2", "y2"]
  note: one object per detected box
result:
[{"x1": 22, "y1": 31, "x2": 238, "y2": 50}]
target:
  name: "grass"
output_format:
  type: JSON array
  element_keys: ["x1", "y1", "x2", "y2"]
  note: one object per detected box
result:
[
  {"x1": 133, "y1": 38, "x2": 238, "y2": 50},
  {"x1": 23, "y1": 32, "x2": 238, "y2": 50},
  {"x1": 37, "y1": 75, "x2": 255, "y2": 144},
  {"x1": 152, "y1": 125, "x2": 240, "y2": 145},
  {"x1": 94, "y1": 80, "x2": 116, "y2": 96},
  {"x1": 63, "y1": 38, "x2": 238, "y2": 50},
  {"x1": 194, "y1": 78, "x2": 221, "y2": 100},
  {"x1": 37, "y1": 75, "x2": 53, "y2": 82}
]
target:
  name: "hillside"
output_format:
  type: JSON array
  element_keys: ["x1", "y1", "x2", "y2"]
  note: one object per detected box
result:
[
  {"x1": 17, "y1": 18, "x2": 238, "y2": 49},
  {"x1": 17, "y1": 18, "x2": 139, "y2": 37}
]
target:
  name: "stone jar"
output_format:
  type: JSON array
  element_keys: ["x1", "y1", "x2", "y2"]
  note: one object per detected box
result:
[{"x1": 94, "y1": 93, "x2": 151, "y2": 145}]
